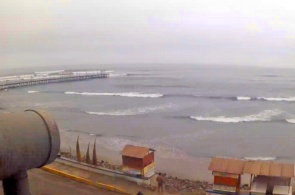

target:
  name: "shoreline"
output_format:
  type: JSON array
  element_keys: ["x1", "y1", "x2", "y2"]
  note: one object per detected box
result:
[
  {"x1": 59, "y1": 129, "x2": 215, "y2": 193},
  {"x1": 59, "y1": 130, "x2": 276, "y2": 194},
  {"x1": 59, "y1": 150, "x2": 213, "y2": 194},
  {"x1": 59, "y1": 129, "x2": 295, "y2": 187},
  {"x1": 2, "y1": 109, "x2": 295, "y2": 193},
  {"x1": 59, "y1": 129, "x2": 213, "y2": 181}
]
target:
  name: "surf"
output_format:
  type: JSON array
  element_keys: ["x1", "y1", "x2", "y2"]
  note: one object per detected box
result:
[
  {"x1": 257, "y1": 97, "x2": 295, "y2": 102},
  {"x1": 244, "y1": 157, "x2": 277, "y2": 161},
  {"x1": 286, "y1": 119, "x2": 295, "y2": 124},
  {"x1": 190, "y1": 109, "x2": 282, "y2": 123},
  {"x1": 27, "y1": 91, "x2": 40, "y2": 94},
  {"x1": 85, "y1": 104, "x2": 174, "y2": 116},
  {"x1": 65, "y1": 91, "x2": 164, "y2": 98}
]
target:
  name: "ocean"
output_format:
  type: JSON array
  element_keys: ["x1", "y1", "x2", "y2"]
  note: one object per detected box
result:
[{"x1": 1, "y1": 64, "x2": 295, "y2": 163}]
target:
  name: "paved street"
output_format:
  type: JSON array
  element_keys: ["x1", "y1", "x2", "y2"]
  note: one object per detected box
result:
[{"x1": 0, "y1": 169, "x2": 116, "y2": 195}]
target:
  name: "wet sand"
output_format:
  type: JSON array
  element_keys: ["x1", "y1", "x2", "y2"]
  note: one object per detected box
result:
[
  {"x1": 59, "y1": 129, "x2": 295, "y2": 189},
  {"x1": 60, "y1": 129, "x2": 215, "y2": 182}
]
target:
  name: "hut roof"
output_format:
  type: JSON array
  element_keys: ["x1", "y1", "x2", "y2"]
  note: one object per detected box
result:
[
  {"x1": 121, "y1": 145, "x2": 153, "y2": 159},
  {"x1": 209, "y1": 158, "x2": 295, "y2": 178},
  {"x1": 208, "y1": 158, "x2": 246, "y2": 175},
  {"x1": 243, "y1": 161, "x2": 295, "y2": 178}
]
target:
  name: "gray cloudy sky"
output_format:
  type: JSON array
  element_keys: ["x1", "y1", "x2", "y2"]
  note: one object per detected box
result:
[{"x1": 1, "y1": 0, "x2": 295, "y2": 68}]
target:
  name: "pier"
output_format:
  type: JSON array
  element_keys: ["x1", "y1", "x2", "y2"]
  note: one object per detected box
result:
[{"x1": 0, "y1": 72, "x2": 109, "y2": 90}]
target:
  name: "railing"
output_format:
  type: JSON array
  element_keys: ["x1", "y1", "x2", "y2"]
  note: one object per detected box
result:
[{"x1": 0, "y1": 73, "x2": 109, "y2": 90}]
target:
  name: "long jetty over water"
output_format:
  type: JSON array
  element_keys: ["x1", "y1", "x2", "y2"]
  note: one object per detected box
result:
[{"x1": 0, "y1": 72, "x2": 109, "y2": 90}]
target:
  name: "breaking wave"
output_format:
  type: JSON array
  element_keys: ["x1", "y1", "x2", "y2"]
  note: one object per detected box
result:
[
  {"x1": 205, "y1": 95, "x2": 295, "y2": 102},
  {"x1": 244, "y1": 157, "x2": 277, "y2": 161},
  {"x1": 235, "y1": 96, "x2": 295, "y2": 102},
  {"x1": 65, "y1": 91, "x2": 164, "y2": 98},
  {"x1": 257, "y1": 97, "x2": 295, "y2": 102},
  {"x1": 286, "y1": 119, "x2": 295, "y2": 124},
  {"x1": 23, "y1": 90, "x2": 295, "y2": 103},
  {"x1": 86, "y1": 104, "x2": 174, "y2": 116},
  {"x1": 86, "y1": 111, "x2": 131, "y2": 116},
  {"x1": 80, "y1": 135, "x2": 190, "y2": 159},
  {"x1": 190, "y1": 109, "x2": 282, "y2": 123},
  {"x1": 27, "y1": 91, "x2": 39, "y2": 94},
  {"x1": 166, "y1": 95, "x2": 295, "y2": 102},
  {"x1": 237, "y1": 96, "x2": 251, "y2": 101}
]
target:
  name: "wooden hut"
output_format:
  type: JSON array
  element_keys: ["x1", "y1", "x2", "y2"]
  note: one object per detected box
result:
[
  {"x1": 243, "y1": 161, "x2": 294, "y2": 195},
  {"x1": 208, "y1": 158, "x2": 246, "y2": 194},
  {"x1": 121, "y1": 145, "x2": 155, "y2": 178}
]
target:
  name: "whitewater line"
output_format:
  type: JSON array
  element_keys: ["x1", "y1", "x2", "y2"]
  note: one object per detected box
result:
[
  {"x1": 65, "y1": 91, "x2": 164, "y2": 98},
  {"x1": 190, "y1": 109, "x2": 282, "y2": 123}
]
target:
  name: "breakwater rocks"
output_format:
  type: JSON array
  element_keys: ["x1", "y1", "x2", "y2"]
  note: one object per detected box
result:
[{"x1": 162, "y1": 173, "x2": 211, "y2": 194}]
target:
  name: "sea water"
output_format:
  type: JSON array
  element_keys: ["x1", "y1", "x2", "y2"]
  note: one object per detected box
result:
[{"x1": 1, "y1": 64, "x2": 295, "y2": 163}]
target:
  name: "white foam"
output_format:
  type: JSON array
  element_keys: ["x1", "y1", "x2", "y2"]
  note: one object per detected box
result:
[
  {"x1": 237, "y1": 96, "x2": 251, "y2": 101},
  {"x1": 97, "y1": 137, "x2": 136, "y2": 152},
  {"x1": 91, "y1": 136, "x2": 189, "y2": 159},
  {"x1": 27, "y1": 91, "x2": 39, "y2": 94},
  {"x1": 190, "y1": 109, "x2": 282, "y2": 123},
  {"x1": 86, "y1": 104, "x2": 174, "y2": 116},
  {"x1": 65, "y1": 91, "x2": 164, "y2": 98},
  {"x1": 244, "y1": 157, "x2": 277, "y2": 161},
  {"x1": 72, "y1": 70, "x2": 103, "y2": 75},
  {"x1": 35, "y1": 70, "x2": 65, "y2": 75},
  {"x1": 108, "y1": 73, "x2": 128, "y2": 77},
  {"x1": 286, "y1": 119, "x2": 295, "y2": 124},
  {"x1": 86, "y1": 111, "x2": 132, "y2": 116},
  {"x1": 64, "y1": 91, "x2": 80, "y2": 95},
  {"x1": 257, "y1": 97, "x2": 295, "y2": 102}
]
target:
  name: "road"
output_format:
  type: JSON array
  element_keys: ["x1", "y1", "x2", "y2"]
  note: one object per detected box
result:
[{"x1": 0, "y1": 169, "x2": 116, "y2": 195}]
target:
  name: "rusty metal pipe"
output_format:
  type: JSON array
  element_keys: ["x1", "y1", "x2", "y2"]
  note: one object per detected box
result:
[{"x1": 0, "y1": 109, "x2": 60, "y2": 194}]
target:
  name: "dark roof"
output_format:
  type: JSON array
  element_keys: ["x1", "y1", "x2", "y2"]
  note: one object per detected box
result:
[
  {"x1": 121, "y1": 145, "x2": 153, "y2": 159},
  {"x1": 208, "y1": 158, "x2": 246, "y2": 174}
]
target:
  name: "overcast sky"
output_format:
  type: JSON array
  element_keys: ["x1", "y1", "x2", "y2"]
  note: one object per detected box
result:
[{"x1": 1, "y1": 0, "x2": 295, "y2": 69}]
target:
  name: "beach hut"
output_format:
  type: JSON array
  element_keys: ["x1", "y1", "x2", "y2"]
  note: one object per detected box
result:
[
  {"x1": 207, "y1": 158, "x2": 246, "y2": 194},
  {"x1": 243, "y1": 161, "x2": 294, "y2": 195},
  {"x1": 121, "y1": 145, "x2": 156, "y2": 178}
]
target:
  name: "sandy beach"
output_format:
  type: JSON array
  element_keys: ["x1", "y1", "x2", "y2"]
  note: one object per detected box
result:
[
  {"x1": 59, "y1": 128, "x2": 295, "y2": 190},
  {"x1": 60, "y1": 129, "x2": 225, "y2": 182}
]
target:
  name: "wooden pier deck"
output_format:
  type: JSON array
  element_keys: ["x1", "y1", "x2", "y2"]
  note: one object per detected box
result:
[{"x1": 0, "y1": 73, "x2": 109, "y2": 90}]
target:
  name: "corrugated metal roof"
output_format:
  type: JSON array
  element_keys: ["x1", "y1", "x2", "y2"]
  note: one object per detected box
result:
[
  {"x1": 243, "y1": 161, "x2": 294, "y2": 178},
  {"x1": 281, "y1": 164, "x2": 294, "y2": 178},
  {"x1": 208, "y1": 158, "x2": 245, "y2": 174},
  {"x1": 260, "y1": 161, "x2": 271, "y2": 176},
  {"x1": 270, "y1": 163, "x2": 282, "y2": 177},
  {"x1": 121, "y1": 145, "x2": 152, "y2": 159},
  {"x1": 209, "y1": 158, "x2": 295, "y2": 178},
  {"x1": 253, "y1": 161, "x2": 263, "y2": 175}
]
